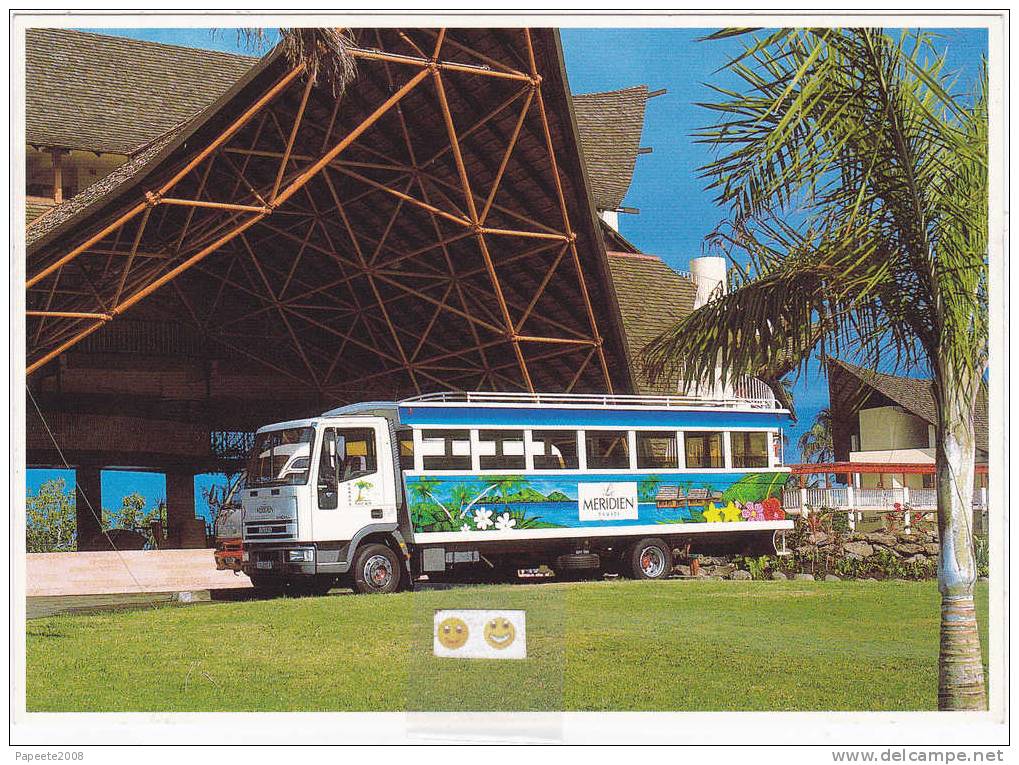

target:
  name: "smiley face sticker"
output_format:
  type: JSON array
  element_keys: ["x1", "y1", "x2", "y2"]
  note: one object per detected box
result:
[
  {"x1": 436, "y1": 617, "x2": 469, "y2": 650},
  {"x1": 483, "y1": 617, "x2": 516, "y2": 650},
  {"x1": 433, "y1": 610, "x2": 526, "y2": 659}
]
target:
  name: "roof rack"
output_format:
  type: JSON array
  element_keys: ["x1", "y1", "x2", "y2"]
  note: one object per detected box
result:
[{"x1": 400, "y1": 390, "x2": 782, "y2": 411}]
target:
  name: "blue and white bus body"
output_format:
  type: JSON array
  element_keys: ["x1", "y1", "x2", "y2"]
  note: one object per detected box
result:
[{"x1": 240, "y1": 392, "x2": 794, "y2": 593}]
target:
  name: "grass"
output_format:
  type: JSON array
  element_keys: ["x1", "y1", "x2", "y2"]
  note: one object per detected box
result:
[{"x1": 26, "y1": 579, "x2": 988, "y2": 712}]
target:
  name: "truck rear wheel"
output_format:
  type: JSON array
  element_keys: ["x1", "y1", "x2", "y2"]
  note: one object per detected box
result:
[
  {"x1": 628, "y1": 538, "x2": 673, "y2": 580},
  {"x1": 352, "y1": 543, "x2": 402, "y2": 594}
]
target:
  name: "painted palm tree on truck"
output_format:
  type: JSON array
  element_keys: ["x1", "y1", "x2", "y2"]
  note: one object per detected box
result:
[{"x1": 643, "y1": 28, "x2": 988, "y2": 710}]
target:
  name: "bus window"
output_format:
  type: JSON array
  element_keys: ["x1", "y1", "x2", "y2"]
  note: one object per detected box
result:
[
  {"x1": 731, "y1": 431, "x2": 769, "y2": 468},
  {"x1": 586, "y1": 430, "x2": 631, "y2": 470},
  {"x1": 636, "y1": 431, "x2": 678, "y2": 469},
  {"x1": 397, "y1": 430, "x2": 415, "y2": 471},
  {"x1": 685, "y1": 431, "x2": 724, "y2": 469},
  {"x1": 531, "y1": 430, "x2": 579, "y2": 470},
  {"x1": 420, "y1": 429, "x2": 472, "y2": 470},
  {"x1": 478, "y1": 430, "x2": 525, "y2": 470}
]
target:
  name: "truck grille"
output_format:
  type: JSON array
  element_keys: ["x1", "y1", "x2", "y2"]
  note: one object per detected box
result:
[{"x1": 243, "y1": 520, "x2": 297, "y2": 541}]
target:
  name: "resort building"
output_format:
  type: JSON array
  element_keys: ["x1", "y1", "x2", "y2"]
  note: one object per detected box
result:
[{"x1": 24, "y1": 28, "x2": 731, "y2": 549}]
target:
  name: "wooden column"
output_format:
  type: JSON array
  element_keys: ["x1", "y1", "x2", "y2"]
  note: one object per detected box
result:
[
  {"x1": 74, "y1": 466, "x2": 103, "y2": 551},
  {"x1": 165, "y1": 471, "x2": 203, "y2": 549},
  {"x1": 51, "y1": 148, "x2": 66, "y2": 204}
]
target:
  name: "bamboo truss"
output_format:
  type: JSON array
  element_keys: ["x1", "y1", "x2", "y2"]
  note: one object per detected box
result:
[{"x1": 26, "y1": 28, "x2": 619, "y2": 399}]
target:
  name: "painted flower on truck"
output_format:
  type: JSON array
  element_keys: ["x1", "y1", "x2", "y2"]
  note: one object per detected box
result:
[{"x1": 405, "y1": 472, "x2": 788, "y2": 534}]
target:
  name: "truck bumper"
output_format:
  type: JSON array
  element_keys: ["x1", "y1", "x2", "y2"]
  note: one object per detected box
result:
[{"x1": 241, "y1": 542, "x2": 351, "y2": 578}]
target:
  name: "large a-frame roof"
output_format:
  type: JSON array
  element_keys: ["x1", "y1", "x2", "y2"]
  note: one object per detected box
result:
[{"x1": 25, "y1": 28, "x2": 636, "y2": 409}]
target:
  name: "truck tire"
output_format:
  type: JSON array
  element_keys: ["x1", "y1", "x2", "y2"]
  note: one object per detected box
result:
[
  {"x1": 553, "y1": 553, "x2": 601, "y2": 581},
  {"x1": 352, "y1": 543, "x2": 402, "y2": 594},
  {"x1": 628, "y1": 538, "x2": 673, "y2": 580}
]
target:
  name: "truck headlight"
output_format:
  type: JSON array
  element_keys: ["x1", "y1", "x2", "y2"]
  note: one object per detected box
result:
[{"x1": 287, "y1": 549, "x2": 314, "y2": 563}]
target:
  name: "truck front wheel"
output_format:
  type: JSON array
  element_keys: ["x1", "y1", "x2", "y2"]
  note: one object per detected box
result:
[
  {"x1": 628, "y1": 538, "x2": 673, "y2": 580},
  {"x1": 352, "y1": 543, "x2": 402, "y2": 594}
]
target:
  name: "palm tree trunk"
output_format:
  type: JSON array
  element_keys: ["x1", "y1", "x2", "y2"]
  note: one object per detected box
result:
[{"x1": 933, "y1": 359, "x2": 986, "y2": 710}]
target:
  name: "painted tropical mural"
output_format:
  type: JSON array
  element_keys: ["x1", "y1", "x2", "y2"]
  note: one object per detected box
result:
[{"x1": 404, "y1": 472, "x2": 788, "y2": 533}]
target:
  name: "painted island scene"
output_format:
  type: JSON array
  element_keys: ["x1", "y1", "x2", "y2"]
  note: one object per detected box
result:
[{"x1": 405, "y1": 472, "x2": 788, "y2": 533}]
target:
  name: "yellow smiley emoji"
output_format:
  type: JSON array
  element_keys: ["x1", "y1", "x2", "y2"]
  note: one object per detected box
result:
[
  {"x1": 483, "y1": 617, "x2": 516, "y2": 650},
  {"x1": 437, "y1": 617, "x2": 469, "y2": 649}
]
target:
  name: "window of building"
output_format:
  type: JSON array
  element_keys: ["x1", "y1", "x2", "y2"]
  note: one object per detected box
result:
[
  {"x1": 420, "y1": 429, "x2": 472, "y2": 470},
  {"x1": 531, "y1": 430, "x2": 579, "y2": 470},
  {"x1": 731, "y1": 431, "x2": 769, "y2": 468},
  {"x1": 684, "y1": 431, "x2": 724, "y2": 469},
  {"x1": 585, "y1": 430, "x2": 631, "y2": 470},
  {"x1": 922, "y1": 473, "x2": 935, "y2": 489},
  {"x1": 636, "y1": 431, "x2": 678, "y2": 469},
  {"x1": 477, "y1": 429, "x2": 525, "y2": 470}
]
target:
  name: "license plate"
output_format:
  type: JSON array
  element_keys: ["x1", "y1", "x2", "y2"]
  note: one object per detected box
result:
[{"x1": 255, "y1": 560, "x2": 273, "y2": 570}]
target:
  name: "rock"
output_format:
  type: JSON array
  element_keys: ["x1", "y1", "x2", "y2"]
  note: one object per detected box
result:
[
  {"x1": 713, "y1": 564, "x2": 734, "y2": 578},
  {"x1": 904, "y1": 554, "x2": 928, "y2": 565},
  {"x1": 730, "y1": 570, "x2": 752, "y2": 581},
  {"x1": 795, "y1": 545, "x2": 817, "y2": 556},
  {"x1": 924, "y1": 544, "x2": 941, "y2": 556},
  {"x1": 896, "y1": 543, "x2": 924, "y2": 555},
  {"x1": 675, "y1": 564, "x2": 692, "y2": 577},
  {"x1": 793, "y1": 573, "x2": 815, "y2": 581},
  {"x1": 709, "y1": 575, "x2": 726, "y2": 581},
  {"x1": 698, "y1": 556, "x2": 728, "y2": 567},
  {"x1": 771, "y1": 571, "x2": 788, "y2": 580},
  {"x1": 824, "y1": 574, "x2": 841, "y2": 582},
  {"x1": 863, "y1": 532, "x2": 897, "y2": 547},
  {"x1": 808, "y1": 532, "x2": 829, "y2": 545},
  {"x1": 842, "y1": 541, "x2": 875, "y2": 559}
]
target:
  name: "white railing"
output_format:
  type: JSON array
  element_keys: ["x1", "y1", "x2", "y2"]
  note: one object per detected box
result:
[
  {"x1": 405, "y1": 381, "x2": 781, "y2": 411},
  {"x1": 782, "y1": 486, "x2": 941, "y2": 511}
]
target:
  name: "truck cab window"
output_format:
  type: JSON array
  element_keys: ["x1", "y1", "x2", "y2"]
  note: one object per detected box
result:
[
  {"x1": 317, "y1": 427, "x2": 378, "y2": 510},
  {"x1": 246, "y1": 426, "x2": 315, "y2": 487},
  {"x1": 637, "y1": 431, "x2": 678, "y2": 469},
  {"x1": 586, "y1": 430, "x2": 631, "y2": 470},
  {"x1": 420, "y1": 429, "x2": 471, "y2": 470},
  {"x1": 731, "y1": 431, "x2": 769, "y2": 468},
  {"x1": 477, "y1": 429, "x2": 525, "y2": 470},
  {"x1": 531, "y1": 430, "x2": 579, "y2": 469},
  {"x1": 685, "y1": 431, "x2": 724, "y2": 469}
]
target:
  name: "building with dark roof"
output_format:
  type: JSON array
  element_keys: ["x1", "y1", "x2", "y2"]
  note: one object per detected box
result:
[{"x1": 827, "y1": 359, "x2": 989, "y2": 491}]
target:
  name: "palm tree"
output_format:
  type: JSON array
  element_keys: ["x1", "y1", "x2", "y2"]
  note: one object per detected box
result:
[
  {"x1": 798, "y1": 408, "x2": 835, "y2": 464},
  {"x1": 236, "y1": 28, "x2": 357, "y2": 93},
  {"x1": 642, "y1": 28, "x2": 987, "y2": 709}
]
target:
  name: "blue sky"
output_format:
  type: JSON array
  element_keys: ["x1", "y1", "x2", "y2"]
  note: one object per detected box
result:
[{"x1": 31, "y1": 25, "x2": 987, "y2": 516}]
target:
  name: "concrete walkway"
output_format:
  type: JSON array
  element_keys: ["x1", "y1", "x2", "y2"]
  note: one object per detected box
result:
[{"x1": 26, "y1": 549, "x2": 253, "y2": 597}]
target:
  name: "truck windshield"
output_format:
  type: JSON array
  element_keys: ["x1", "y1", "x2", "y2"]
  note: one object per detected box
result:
[{"x1": 246, "y1": 427, "x2": 315, "y2": 487}]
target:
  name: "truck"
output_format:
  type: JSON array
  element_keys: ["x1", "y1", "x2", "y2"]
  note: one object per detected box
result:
[{"x1": 240, "y1": 391, "x2": 794, "y2": 595}]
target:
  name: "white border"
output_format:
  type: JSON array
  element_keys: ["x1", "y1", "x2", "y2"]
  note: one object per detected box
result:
[{"x1": 9, "y1": 8, "x2": 1008, "y2": 750}]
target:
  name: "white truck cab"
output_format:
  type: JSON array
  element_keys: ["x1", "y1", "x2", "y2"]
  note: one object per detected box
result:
[{"x1": 241, "y1": 405, "x2": 410, "y2": 595}]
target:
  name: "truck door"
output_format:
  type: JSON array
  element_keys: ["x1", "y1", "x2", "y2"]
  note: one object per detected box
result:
[{"x1": 313, "y1": 420, "x2": 396, "y2": 542}]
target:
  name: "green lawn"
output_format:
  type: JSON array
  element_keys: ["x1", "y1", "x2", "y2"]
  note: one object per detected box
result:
[{"x1": 26, "y1": 579, "x2": 988, "y2": 712}]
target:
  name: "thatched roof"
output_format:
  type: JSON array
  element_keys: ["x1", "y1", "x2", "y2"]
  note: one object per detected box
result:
[
  {"x1": 25, "y1": 28, "x2": 256, "y2": 155},
  {"x1": 572, "y1": 85, "x2": 650, "y2": 210},
  {"x1": 828, "y1": 359, "x2": 988, "y2": 455},
  {"x1": 605, "y1": 251, "x2": 697, "y2": 394},
  {"x1": 25, "y1": 29, "x2": 648, "y2": 210}
]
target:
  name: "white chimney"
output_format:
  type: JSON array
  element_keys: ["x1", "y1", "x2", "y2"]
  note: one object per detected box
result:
[
  {"x1": 690, "y1": 255, "x2": 728, "y2": 309},
  {"x1": 687, "y1": 255, "x2": 733, "y2": 400}
]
